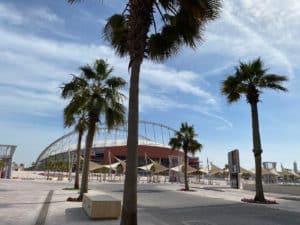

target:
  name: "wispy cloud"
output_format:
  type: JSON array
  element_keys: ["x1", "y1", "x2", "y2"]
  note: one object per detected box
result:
[
  {"x1": 199, "y1": 0, "x2": 297, "y2": 78},
  {"x1": 0, "y1": 2, "x2": 64, "y2": 25},
  {"x1": 0, "y1": 4, "x2": 227, "y2": 128}
]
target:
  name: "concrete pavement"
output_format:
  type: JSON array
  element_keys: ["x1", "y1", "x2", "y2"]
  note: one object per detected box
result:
[{"x1": 1, "y1": 179, "x2": 300, "y2": 225}]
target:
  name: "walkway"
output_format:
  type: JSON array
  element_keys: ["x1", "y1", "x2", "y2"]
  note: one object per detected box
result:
[{"x1": 1, "y1": 180, "x2": 300, "y2": 225}]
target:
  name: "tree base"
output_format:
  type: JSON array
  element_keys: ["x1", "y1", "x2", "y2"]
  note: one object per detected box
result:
[
  {"x1": 66, "y1": 196, "x2": 82, "y2": 202},
  {"x1": 241, "y1": 198, "x2": 278, "y2": 204},
  {"x1": 177, "y1": 188, "x2": 197, "y2": 192}
]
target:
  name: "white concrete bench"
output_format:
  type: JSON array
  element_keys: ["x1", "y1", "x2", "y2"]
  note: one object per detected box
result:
[{"x1": 82, "y1": 192, "x2": 121, "y2": 219}]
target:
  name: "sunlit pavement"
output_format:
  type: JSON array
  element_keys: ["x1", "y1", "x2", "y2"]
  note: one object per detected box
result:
[{"x1": 1, "y1": 179, "x2": 300, "y2": 225}]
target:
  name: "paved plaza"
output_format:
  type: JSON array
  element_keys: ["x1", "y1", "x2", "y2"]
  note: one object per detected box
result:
[{"x1": 1, "y1": 179, "x2": 300, "y2": 225}]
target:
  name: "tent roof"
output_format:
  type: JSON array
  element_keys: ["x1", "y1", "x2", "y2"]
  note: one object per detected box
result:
[
  {"x1": 89, "y1": 161, "x2": 104, "y2": 171},
  {"x1": 210, "y1": 163, "x2": 223, "y2": 175},
  {"x1": 280, "y1": 169, "x2": 300, "y2": 177},
  {"x1": 170, "y1": 164, "x2": 197, "y2": 174},
  {"x1": 198, "y1": 167, "x2": 209, "y2": 174},
  {"x1": 149, "y1": 159, "x2": 168, "y2": 174},
  {"x1": 138, "y1": 163, "x2": 154, "y2": 171},
  {"x1": 240, "y1": 167, "x2": 254, "y2": 175},
  {"x1": 102, "y1": 161, "x2": 121, "y2": 170},
  {"x1": 261, "y1": 168, "x2": 280, "y2": 176}
]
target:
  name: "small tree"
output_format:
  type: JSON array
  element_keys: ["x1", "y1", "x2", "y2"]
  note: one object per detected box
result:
[
  {"x1": 169, "y1": 122, "x2": 202, "y2": 191},
  {"x1": 62, "y1": 59, "x2": 126, "y2": 200},
  {"x1": 62, "y1": 107, "x2": 88, "y2": 189},
  {"x1": 221, "y1": 58, "x2": 288, "y2": 202}
]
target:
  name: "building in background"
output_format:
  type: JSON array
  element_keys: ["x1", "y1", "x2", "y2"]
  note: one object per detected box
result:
[
  {"x1": 35, "y1": 121, "x2": 199, "y2": 171},
  {"x1": 294, "y1": 161, "x2": 298, "y2": 173}
]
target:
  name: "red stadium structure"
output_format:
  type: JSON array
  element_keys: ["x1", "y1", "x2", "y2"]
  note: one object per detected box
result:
[{"x1": 35, "y1": 121, "x2": 200, "y2": 170}]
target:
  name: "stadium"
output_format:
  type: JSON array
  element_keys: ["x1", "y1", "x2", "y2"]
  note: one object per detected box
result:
[{"x1": 35, "y1": 121, "x2": 200, "y2": 172}]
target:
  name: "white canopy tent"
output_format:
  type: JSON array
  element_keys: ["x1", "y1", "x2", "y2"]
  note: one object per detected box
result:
[
  {"x1": 210, "y1": 163, "x2": 223, "y2": 175},
  {"x1": 149, "y1": 159, "x2": 168, "y2": 174},
  {"x1": 138, "y1": 163, "x2": 154, "y2": 171},
  {"x1": 170, "y1": 164, "x2": 197, "y2": 174},
  {"x1": 198, "y1": 167, "x2": 209, "y2": 174}
]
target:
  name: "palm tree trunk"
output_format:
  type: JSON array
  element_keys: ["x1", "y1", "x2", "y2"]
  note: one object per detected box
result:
[
  {"x1": 250, "y1": 102, "x2": 265, "y2": 202},
  {"x1": 74, "y1": 130, "x2": 83, "y2": 189},
  {"x1": 120, "y1": 1, "x2": 153, "y2": 225},
  {"x1": 120, "y1": 61, "x2": 140, "y2": 225},
  {"x1": 78, "y1": 121, "x2": 96, "y2": 201},
  {"x1": 184, "y1": 150, "x2": 189, "y2": 191}
]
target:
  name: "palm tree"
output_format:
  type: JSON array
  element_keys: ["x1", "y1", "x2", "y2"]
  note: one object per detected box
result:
[
  {"x1": 169, "y1": 122, "x2": 202, "y2": 191},
  {"x1": 63, "y1": 105, "x2": 88, "y2": 189},
  {"x1": 67, "y1": 1, "x2": 221, "y2": 224},
  {"x1": 0, "y1": 160, "x2": 6, "y2": 174},
  {"x1": 61, "y1": 59, "x2": 126, "y2": 200},
  {"x1": 221, "y1": 58, "x2": 288, "y2": 202}
]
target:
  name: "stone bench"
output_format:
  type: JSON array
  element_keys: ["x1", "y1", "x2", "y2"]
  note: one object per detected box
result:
[{"x1": 82, "y1": 192, "x2": 121, "y2": 219}]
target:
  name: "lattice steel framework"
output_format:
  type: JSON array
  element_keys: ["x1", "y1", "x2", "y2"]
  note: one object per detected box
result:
[{"x1": 35, "y1": 121, "x2": 176, "y2": 167}]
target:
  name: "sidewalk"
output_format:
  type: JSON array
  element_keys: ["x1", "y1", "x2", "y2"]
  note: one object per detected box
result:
[
  {"x1": 45, "y1": 189, "x2": 169, "y2": 225},
  {"x1": 158, "y1": 183, "x2": 300, "y2": 213}
]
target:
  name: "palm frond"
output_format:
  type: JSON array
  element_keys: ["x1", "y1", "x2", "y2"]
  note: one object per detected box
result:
[
  {"x1": 105, "y1": 103, "x2": 126, "y2": 130},
  {"x1": 61, "y1": 76, "x2": 88, "y2": 99},
  {"x1": 221, "y1": 76, "x2": 242, "y2": 103},
  {"x1": 103, "y1": 14, "x2": 129, "y2": 57},
  {"x1": 188, "y1": 140, "x2": 203, "y2": 155},
  {"x1": 259, "y1": 74, "x2": 288, "y2": 86},
  {"x1": 169, "y1": 122, "x2": 202, "y2": 155},
  {"x1": 94, "y1": 59, "x2": 110, "y2": 79},
  {"x1": 67, "y1": 0, "x2": 82, "y2": 3},
  {"x1": 261, "y1": 83, "x2": 288, "y2": 92},
  {"x1": 80, "y1": 65, "x2": 97, "y2": 80},
  {"x1": 169, "y1": 137, "x2": 182, "y2": 150},
  {"x1": 147, "y1": 25, "x2": 180, "y2": 61},
  {"x1": 105, "y1": 77, "x2": 126, "y2": 89}
]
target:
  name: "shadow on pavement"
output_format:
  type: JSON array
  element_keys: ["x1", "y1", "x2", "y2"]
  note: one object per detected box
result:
[
  {"x1": 65, "y1": 207, "x2": 119, "y2": 223},
  {"x1": 0, "y1": 200, "x2": 66, "y2": 208}
]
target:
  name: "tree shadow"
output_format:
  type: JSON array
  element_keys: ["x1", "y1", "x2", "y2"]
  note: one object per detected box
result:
[
  {"x1": 65, "y1": 207, "x2": 120, "y2": 223},
  {"x1": 0, "y1": 200, "x2": 66, "y2": 208}
]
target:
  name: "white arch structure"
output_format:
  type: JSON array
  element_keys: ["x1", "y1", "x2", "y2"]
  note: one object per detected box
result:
[{"x1": 35, "y1": 121, "x2": 177, "y2": 167}]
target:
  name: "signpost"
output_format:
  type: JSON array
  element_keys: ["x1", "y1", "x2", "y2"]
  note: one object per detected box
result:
[{"x1": 228, "y1": 149, "x2": 240, "y2": 189}]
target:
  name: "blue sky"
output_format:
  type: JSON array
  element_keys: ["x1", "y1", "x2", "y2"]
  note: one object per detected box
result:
[{"x1": 0, "y1": 0, "x2": 299, "y2": 170}]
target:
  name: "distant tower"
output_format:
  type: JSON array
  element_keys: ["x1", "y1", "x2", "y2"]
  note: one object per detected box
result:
[{"x1": 293, "y1": 161, "x2": 298, "y2": 173}]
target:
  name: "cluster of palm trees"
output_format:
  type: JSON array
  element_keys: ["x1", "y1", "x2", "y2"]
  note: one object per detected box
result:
[{"x1": 60, "y1": 1, "x2": 288, "y2": 224}]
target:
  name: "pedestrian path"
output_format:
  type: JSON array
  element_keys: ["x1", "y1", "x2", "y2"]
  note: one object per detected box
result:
[{"x1": 158, "y1": 183, "x2": 300, "y2": 213}]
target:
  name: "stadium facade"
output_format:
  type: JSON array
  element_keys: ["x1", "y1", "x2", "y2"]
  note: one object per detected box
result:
[{"x1": 35, "y1": 121, "x2": 199, "y2": 170}]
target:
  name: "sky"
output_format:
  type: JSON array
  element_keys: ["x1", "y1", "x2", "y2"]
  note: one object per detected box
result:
[{"x1": 0, "y1": 0, "x2": 299, "y2": 170}]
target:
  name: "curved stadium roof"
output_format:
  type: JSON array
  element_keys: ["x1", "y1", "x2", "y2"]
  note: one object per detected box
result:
[{"x1": 35, "y1": 121, "x2": 176, "y2": 165}]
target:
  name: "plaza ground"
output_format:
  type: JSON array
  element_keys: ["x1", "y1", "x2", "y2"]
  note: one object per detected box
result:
[{"x1": 1, "y1": 179, "x2": 300, "y2": 225}]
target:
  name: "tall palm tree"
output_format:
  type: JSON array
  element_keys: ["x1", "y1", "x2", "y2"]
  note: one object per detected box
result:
[
  {"x1": 61, "y1": 59, "x2": 126, "y2": 200},
  {"x1": 169, "y1": 122, "x2": 202, "y2": 191},
  {"x1": 221, "y1": 58, "x2": 288, "y2": 202},
  {"x1": 67, "y1": 1, "x2": 221, "y2": 224},
  {"x1": 0, "y1": 160, "x2": 6, "y2": 175},
  {"x1": 62, "y1": 107, "x2": 88, "y2": 189}
]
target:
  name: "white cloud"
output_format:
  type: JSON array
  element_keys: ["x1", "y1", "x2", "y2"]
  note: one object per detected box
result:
[
  {"x1": 0, "y1": 3, "x2": 23, "y2": 25},
  {"x1": 30, "y1": 8, "x2": 63, "y2": 23},
  {"x1": 139, "y1": 94, "x2": 232, "y2": 128},
  {"x1": 0, "y1": 2, "x2": 63, "y2": 25},
  {"x1": 0, "y1": 18, "x2": 226, "y2": 127},
  {"x1": 196, "y1": 0, "x2": 299, "y2": 78}
]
